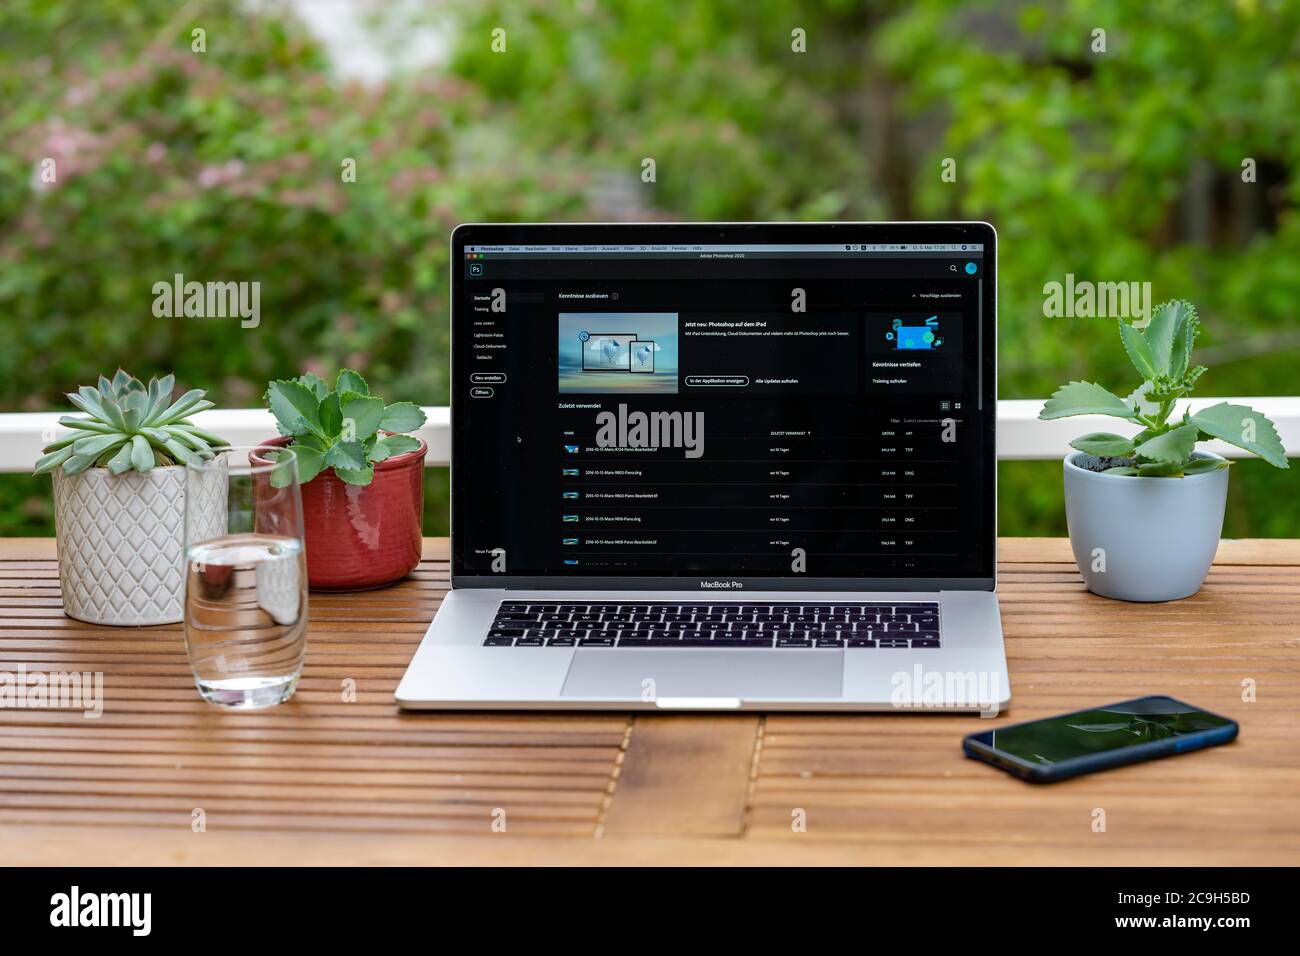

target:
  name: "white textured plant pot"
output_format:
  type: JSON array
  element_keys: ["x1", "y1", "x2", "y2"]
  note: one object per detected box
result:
[
  {"x1": 52, "y1": 464, "x2": 227, "y2": 626},
  {"x1": 1063, "y1": 452, "x2": 1229, "y2": 603}
]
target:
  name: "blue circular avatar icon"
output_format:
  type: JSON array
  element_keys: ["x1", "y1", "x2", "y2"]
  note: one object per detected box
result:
[
  {"x1": 964, "y1": 261, "x2": 977, "y2": 275},
  {"x1": 578, "y1": 330, "x2": 590, "y2": 341}
]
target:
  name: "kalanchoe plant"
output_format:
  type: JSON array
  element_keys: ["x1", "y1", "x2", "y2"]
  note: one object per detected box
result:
[
  {"x1": 264, "y1": 369, "x2": 426, "y2": 486},
  {"x1": 34, "y1": 370, "x2": 228, "y2": 476},
  {"x1": 1040, "y1": 300, "x2": 1289, "y2": 477}
]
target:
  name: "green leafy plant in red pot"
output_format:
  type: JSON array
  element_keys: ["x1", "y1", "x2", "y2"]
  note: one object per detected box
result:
[{"x1": 260, "y1": 370, "x2": 427, "y2": 590}]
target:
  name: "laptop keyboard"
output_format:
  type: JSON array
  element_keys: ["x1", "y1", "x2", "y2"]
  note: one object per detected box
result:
[{"x1": 482, "y1": 602, "x2": 940, "y2": 648}]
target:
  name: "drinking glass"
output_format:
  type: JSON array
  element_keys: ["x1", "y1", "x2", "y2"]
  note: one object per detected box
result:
[{"x1": 183, "y1": 445, "x2": 308, "y2": 708}]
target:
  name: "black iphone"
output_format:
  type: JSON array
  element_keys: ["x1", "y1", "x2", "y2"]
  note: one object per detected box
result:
[{"x1": 963, "y1": 695, "x2": 1238, "y2": 783}]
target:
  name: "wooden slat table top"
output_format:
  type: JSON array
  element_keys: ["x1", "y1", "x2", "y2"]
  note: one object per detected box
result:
[{"x1": 1, "y1": 536, "x2": 1297, "y2": 866}]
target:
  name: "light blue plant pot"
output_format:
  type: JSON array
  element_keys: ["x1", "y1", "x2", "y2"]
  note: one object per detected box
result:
[{"x1": 1063, "y1": 451, "x2": 1229, "y2": 602}]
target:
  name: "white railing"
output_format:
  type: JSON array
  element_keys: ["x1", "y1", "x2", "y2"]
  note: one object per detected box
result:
[{"x1": 2, "y1": 399, "x2": 1298, "y2": 472}]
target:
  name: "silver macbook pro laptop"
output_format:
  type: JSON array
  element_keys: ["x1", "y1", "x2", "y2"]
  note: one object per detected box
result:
[{"x1": 396, "y1": 222, "x2": 1009, "y2": 712}]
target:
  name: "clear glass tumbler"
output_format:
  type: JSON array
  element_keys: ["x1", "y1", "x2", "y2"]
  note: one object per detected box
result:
[{"x1": 183, "y1": 444, "x2": 308, "y2": 708}]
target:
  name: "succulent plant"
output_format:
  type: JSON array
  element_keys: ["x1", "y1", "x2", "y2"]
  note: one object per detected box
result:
[
  {"x1": 264, "y1": 369, "x2": 426, "y2": 486},
  {"x1": 1041, "y1": 300, "x2": 1289, "y2": 476},
  {"x1": 34, "y1": 370, "x2": 228, "y2": 476}
]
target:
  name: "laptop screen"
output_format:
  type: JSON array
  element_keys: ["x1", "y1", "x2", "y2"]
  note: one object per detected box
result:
[{"x1": 451, "y1": 224, "x2": 995, "y2": 589}]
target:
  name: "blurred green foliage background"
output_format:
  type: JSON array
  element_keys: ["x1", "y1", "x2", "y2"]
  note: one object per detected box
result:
[{"x1": 2, "y1": 0, "x2": 1297, "y2": 537}]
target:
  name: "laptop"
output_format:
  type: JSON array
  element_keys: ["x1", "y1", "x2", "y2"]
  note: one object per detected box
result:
[{"x1": 396, "y1": 222, "x2": 1009, "y2": 712}]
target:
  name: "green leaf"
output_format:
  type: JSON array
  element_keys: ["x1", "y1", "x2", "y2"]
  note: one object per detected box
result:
[
  {"x1": 71, "y1": 432, "x2": 128, "y2": 459},
  {"x1": 1144, "y1": 300, "x2": 1193, "y2": 376},
  {"x1": 1040, "y1": 381, "x2": 1137, "y2": 421},
  {"x1": 58, "y1": 415, "x2": 114, "y2": 433},
  {"x1": 1183, "y1": 457, "x2": 1231, "y2": 475},
  {"x1": 40, "y1": 433, "x2": 79, "y2": 453},
  {"x1": 1137, "y1": 461, "x2": 1184, "y2": 477},
  {"x1": 1102, "y1": 466, "x2": 1138, "y2": 476},
  {"x1": 161, "y1": 438, "x2": 193, "y2": 466},
  {"x1": 174, "y1": 424, "x2": 228, "y2": 447},
  {"x1": 1117, "y1": 321, "x2": 1156, "y2": 380},
  {"x1": 130, "y1": 435, "x2": 155, "y2": 472},
  {"x1": 379, "y1": 401, "x2": 426, "y2": 433},
  {"x1": 375, "y1": 434, "x2": 423, "y2": 458},
  {"x1": 333, "y1": 464, "x2": 375, "y2": 486},
  {"x1": 1189, "y1": 402, "x2": 1288, "y2": 468},
  {"x1": 324, "y1": 440, "x2": 368, "y2": 471},
  {"x1": 33, "y1": 446, "x2": 75, "y2": 476},
  {"x1": 285, "y1": 443, "x2": 325, "y2": 484},
  {"x1": 95, "y1": 394, "x2": 129, "y2": 431},
  {"x1": 340, "y1": 395, "x2": 384, "y2": 441},
  {"x1": 1069, "y1": 432, "x2": 1136, "y2": 457},
  {"x1": 336, "y1": 369, "x2": 369, "y2": 396},
  {"x1": 1167, "y1": 303, "x2": 1199, "y2": 380},
  {"x1": 155, "y1": 389, "x2": 207, "y2": 425},
  {"x1": 297, "y1": 371, "x2": 330, "y2": 401},
  {"x1": 61, "y1": 453, "x2": 99, "y2": 476},
  {"x1": 106, "y1": 442, "x2": 135, "y2": 475},
  {"x1": 266, "y1": 380, "x2": 323, "y2": 437},
  {"x1": 366, "y1": 435, "x2": 390, "y2": 462},
  {"x1": 318, "y1": 392, "x2": 342, "y2": 437},
  {"x1": 1133, "y1": 422, "x2": 1199, "y2": 465}
]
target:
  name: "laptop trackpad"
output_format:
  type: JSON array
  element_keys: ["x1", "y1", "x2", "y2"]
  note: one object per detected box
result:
[{"x1": 561, "y1": 649, "x2": 843, "y2": 700}]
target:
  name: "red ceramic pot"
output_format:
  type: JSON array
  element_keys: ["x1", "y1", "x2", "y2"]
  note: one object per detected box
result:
[{"x1": 255, "y1": 435, "x2": 426, "y2": 591}]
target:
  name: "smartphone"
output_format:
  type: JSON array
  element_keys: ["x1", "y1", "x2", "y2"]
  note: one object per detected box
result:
[{"x1": 963, "y1": 695, "x2": 1238, "y2": 783}]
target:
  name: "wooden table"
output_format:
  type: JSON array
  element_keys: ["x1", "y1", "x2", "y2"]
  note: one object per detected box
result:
[{"x1": 1, "y1": 537, "x2": 1297, "y2": 866}]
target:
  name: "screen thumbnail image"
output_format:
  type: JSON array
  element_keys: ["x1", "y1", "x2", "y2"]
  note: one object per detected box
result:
[{"x1": 558, "y1": 312, "x2": 679, "y2": 393}]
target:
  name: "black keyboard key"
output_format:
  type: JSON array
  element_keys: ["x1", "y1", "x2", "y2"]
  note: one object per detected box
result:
[
  {"x1": 678, "y1": 639, "x2": 715, "y2": 647},
  {"x1": 557, "y1": 605, "x2": 588, "y2": 613},
  {"x1": 600, "y1": 613, "x2": 632, "y2": 622},
  {"x1": 814, "y1": 638, "x2": 844, "y2": 648},
  {"x1": 579, "y1": 636, "x2": 615, "y2": 646},
  {"x1": 911, "y1": 640, "x2": 940, "y2": 648},
  {"x1": 498, "y1": 603, "x2": 530, "y2": 613},
  {"x1": 515, "y1": 637, "x2": 544, "y2": 647},
  {"x1": 846, "y1": 639, "x2": 877, "y2": 648},
  {"x1": 776, "y1": 639, "x2": 812, "y2": 647},
  {"x1": 484, "y1": 637, "x2": 514, "y2": 646},
  {"x1": 590, "y1": 605, "x2": 621, "y2": 613},
  {"x1": 913, "y1": 630, "x2": 939, "y2": 641},
  {"x1": 556, "y1": 629, "x2": 588, "y2": 639},
  {"x1": 487, "y1": 628, "x2": 525, "y2": 638},
  {"x1": 619, "y1": 605, "x2": 649, "y2": 612},
  {"x1": 547, "y1": 637, "x2": 576, "y2": 646}
]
